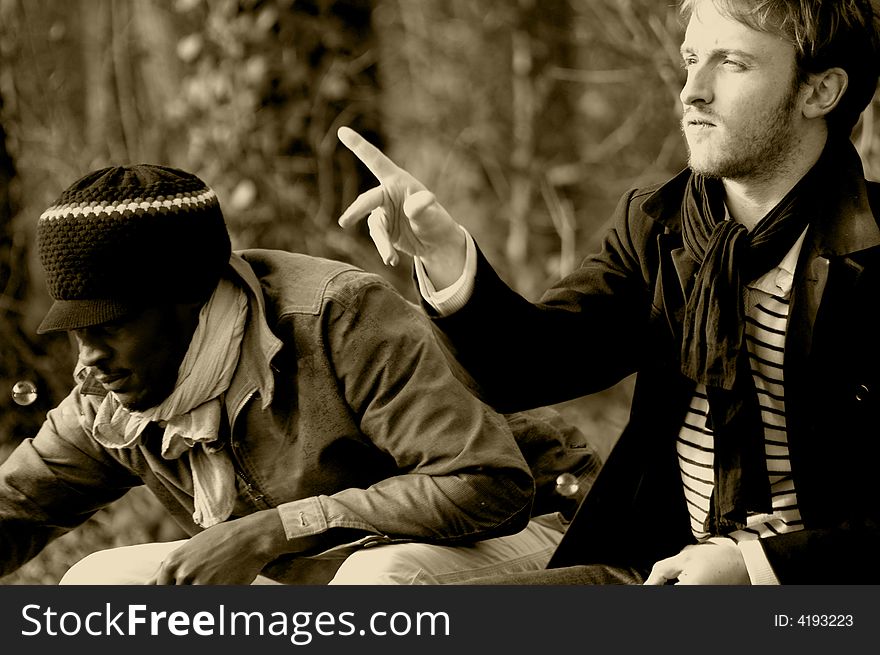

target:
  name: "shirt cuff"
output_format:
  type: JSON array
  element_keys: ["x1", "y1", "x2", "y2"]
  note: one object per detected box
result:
[
  {"x1": 414, "y1": 226, "x2": 476, "y2": 316},
  {"x1": 738, "y1": 539, "x2": 780, "y2": 585},
  {"x1": 276, "y1": 497, "x2": 329, "y2": 540}
]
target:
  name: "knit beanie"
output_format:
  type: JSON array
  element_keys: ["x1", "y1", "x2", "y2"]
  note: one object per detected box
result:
[{"x1": 36, "y1": 164, "x2": 232, "y2": 334}]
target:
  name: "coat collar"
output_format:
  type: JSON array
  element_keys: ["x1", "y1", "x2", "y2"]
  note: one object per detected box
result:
[
  {"x1": 648, "y1": 140, "x2": 880, "y2": 376},
  {"x1": 641, "y1": 140, "x2": 880, "y2": 256},
  {"x1": 640, "y1": 167, "x2": 690, "y2": 232}
]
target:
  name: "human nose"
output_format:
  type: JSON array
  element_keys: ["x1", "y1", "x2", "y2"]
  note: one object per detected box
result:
[
  {"x1": 680, "y1": 63, "x2": 713, "y2": 107},
  {"x1": 74, "y1": 330, "x2": 112, "y2": 367}
]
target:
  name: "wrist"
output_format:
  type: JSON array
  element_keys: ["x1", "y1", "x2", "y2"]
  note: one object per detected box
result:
[
  {"x1": 239, "y1": 509, "x2": 289, "y2": 560},
  {"x1": 240, "y1": 509, "x2": 328, "y2": 561},
  {"x1": 419, "y1": 225, "x2": 468, "y2": 290}
]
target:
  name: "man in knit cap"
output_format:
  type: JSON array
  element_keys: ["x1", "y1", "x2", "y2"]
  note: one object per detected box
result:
[{"x1": 0, "y1": 164, "x2": 595, "y2": 584}]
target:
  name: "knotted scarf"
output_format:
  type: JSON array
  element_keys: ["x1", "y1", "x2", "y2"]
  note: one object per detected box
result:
[
  {"x1": 679, "y1": 139, "x2": 842, "y2": 533},
  {"x1": 89, "y1": 274, "x2": 249, "y2": 528}
]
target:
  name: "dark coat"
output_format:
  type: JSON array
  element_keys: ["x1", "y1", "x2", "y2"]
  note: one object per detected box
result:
[{"x1": 430, "y1": 153, "x2": 880, "y2": 583}]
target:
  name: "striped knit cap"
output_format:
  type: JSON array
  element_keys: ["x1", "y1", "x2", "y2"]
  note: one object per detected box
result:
[{"x1": 36, "y1": 164, "x2": 231, "y2": 333}]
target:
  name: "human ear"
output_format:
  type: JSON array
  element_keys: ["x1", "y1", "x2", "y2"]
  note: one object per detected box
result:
[{"x1": 801, "y1": 67, "x2": 848, "y2": 119}]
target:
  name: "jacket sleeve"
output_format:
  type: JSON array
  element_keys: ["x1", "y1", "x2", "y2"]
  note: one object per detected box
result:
[
  {"x1": 428, "y1": 188, "x2": 660, "y2": 413},
  {"x1": 274, "y1": 278, "x2": 534, "y2": 547},
  {"x1": 759, "y1": 520, "x2": 880, "y2": 583},
  {"x1": 0, "y1": 387, "x2": 141, "y2": 576},
  {"x1": 503, "y1": 407, "x2": 602, "y2": 519}
]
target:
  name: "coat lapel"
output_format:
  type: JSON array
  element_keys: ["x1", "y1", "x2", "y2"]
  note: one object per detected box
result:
[
  {"x1": 643, "y1": 168, "x2": 696, "y2": 345},
  {"x1": 786, "y1": 151, "x2": 880, "y2": 369},
  {"x1": 643, "y1": 148, "x2": 880, "y2": 370},
  {"x1": 654, "y1": 232, "x2": 696, "y2": 345}
]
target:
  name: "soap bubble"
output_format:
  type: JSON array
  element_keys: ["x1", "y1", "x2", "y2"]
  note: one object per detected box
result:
[
  {"x1": 555, "y1": 472, "x2": 580, "y2": 497},
  {"x1": 11, "y1": 380, "x2": 38, "y2": 406}
]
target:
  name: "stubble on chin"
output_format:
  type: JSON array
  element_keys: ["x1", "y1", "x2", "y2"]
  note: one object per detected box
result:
[
  {"x1": 680, "y1": 86, "x2": 801, "y2": 182},
  {"x1": 683, "y1": 129, "x2": 792, "y2": 182},
  {"x1": 683, "y1": 138, "x2": 726, "y2": 179}
]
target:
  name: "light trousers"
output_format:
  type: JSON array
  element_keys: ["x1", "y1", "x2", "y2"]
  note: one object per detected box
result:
[{"x1": 58, "y1": 515, "x2": 566, "y2": 585}]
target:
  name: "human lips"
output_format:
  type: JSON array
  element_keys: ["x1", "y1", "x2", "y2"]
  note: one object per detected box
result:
[
  {"x1": 94, "y1": 371, "x2": 130, "y2": 391},
  {"x1": 683, "y1": 112, "x2": 717, "y2": 128}
]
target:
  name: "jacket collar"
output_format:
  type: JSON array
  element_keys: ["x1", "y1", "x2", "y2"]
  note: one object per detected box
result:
[
  {"x1": 642, "y1": 140, "x2": 880, "y2": 256},
  {"x1": 640, "y1": 167, "x2": 690, "y2": 232},
  {"x1": 648, "y1": 141, "x2": 880, "y2": 404},
  {"x1": 78, "y1": 253, "x2": 283, "y2": 423},
  {"x1": 647, "y1": 140, "x2": 880, "y2": 366},
  {"x1": 800, "y1": 145, "x2": 880, "y2": 257},
  {"x1": 224, "y1": 253, "x2": 283, "y2": 420}
]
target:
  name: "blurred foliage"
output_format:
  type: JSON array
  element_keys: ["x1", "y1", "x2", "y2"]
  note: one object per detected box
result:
[
  {"x1": 0, "y1": 0, "x2": 384, "y2": 442},
  {"x1": 373, "y1": 0, "x2": 689, "y2": 297},
  {"x1": 1, "y1": 0, "x2": 879, "y2": 583}
]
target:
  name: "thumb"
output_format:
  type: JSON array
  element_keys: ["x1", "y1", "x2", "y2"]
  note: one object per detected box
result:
[
  {"x1": 403, "y1": 189, "x2": 437, "y2": 223},
  {"x1": 644, "y1": 557, "x2": 683, "y2": 585}
]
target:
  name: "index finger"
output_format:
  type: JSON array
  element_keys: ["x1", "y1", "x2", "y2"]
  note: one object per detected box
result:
[{"x1": 338, "y1": 126, "x2": 401, "y2": 181}]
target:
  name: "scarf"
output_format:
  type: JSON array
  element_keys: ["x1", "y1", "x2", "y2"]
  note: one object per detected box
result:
[
  {"x1": 679, "y1": 138, "x2": 842, "y2": 533},
  {"x1": 90, "y1": 275, "x2": 248, "y2": 528}
]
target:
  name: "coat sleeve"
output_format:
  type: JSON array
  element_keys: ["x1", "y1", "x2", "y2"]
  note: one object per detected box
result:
[
  {"x1": 759, "y1": 519, "x2": 880, "y2": 583},
  {"x1": 428, "y1": 188, "x2": 661, "y2": 413},
  {"x1": 273, "y1": 277, "x2": 535, "y2": 548},
  {"x1": 503, "y1": 407, "x2": 602, "y2": 519},
  {"x1": 0, "y1": 387, "x2": 141, "y2": 576}
]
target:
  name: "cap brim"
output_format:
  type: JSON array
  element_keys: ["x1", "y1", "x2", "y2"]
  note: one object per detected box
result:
[{"x1": 37, "y1": 299, "x2": 137, "y2": 334}]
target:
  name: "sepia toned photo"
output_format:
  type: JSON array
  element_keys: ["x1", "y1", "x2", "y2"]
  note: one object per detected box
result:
[{"x1": 1, "y1": 0, "x2": 878, "y2": 605}]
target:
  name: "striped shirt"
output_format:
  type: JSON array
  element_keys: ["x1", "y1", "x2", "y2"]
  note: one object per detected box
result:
[{"x1": 677, "y1": 230, "x2": 808, "y2": 545}]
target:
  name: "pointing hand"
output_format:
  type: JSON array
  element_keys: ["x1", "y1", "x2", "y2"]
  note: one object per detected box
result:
[{"x1": 337, "y1": 127, "x2": 466, "y2": 289}]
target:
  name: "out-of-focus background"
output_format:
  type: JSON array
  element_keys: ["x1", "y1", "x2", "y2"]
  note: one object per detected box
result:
[{"x1": 1, "y1": 0, "x2": 879, "y2": 584}]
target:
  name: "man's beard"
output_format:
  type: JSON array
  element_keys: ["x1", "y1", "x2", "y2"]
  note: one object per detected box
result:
[{"x1": 683, "y1": 84, "x2": 801, "y2": 182}]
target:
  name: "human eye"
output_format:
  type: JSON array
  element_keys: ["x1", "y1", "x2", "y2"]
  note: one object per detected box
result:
[
  {"x1": 680, "y1": 54, "x2": 698, "y2": 68},
  {"x1": 720, "y1": 55, "x2": 748, "y2": 71},
  {"x1": 95, "y1": 320, "x2": 128, "y2": 338}
]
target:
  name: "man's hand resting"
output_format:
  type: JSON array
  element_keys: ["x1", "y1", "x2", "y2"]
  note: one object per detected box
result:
[
  {"x1": 146, "y1": 510, "x2": 289, "y2": 585},
  {"x1": 644, "y1": 539, "x2": 751, "y2": 585}
]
